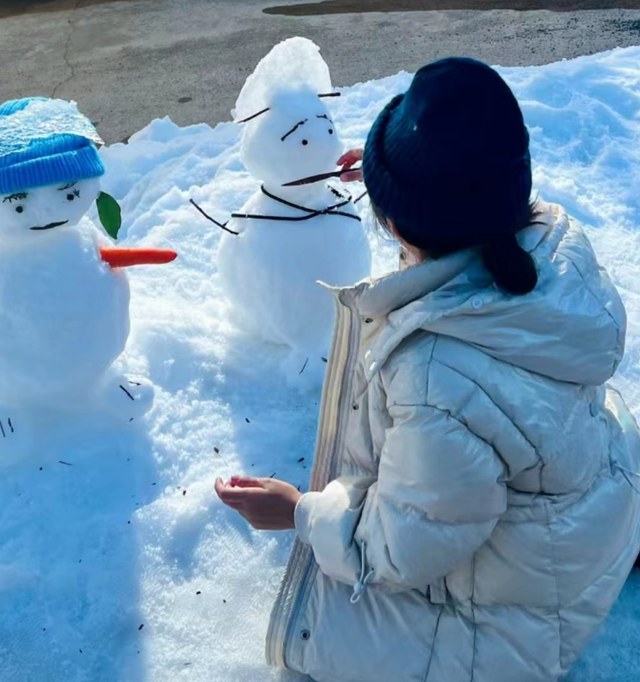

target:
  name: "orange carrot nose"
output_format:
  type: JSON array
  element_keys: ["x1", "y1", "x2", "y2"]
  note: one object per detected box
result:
[{"x1": 100, "y1": 247, "x2": 178, "y2": 268}]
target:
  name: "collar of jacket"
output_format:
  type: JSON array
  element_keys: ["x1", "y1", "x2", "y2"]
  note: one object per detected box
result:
[{"x1": 319, "y1": 203, "x2": 560, "y2": 382}]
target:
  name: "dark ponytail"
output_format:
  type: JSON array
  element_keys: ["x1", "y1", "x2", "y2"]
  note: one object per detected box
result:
[{"x1": 481, "y1": 236, "x2": 537, "y2": 296}]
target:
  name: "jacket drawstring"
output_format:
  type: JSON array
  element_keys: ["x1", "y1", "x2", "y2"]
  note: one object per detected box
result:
[
  {"x1": 614, "y1": 462, "x2": 640, "y2": 496},
  {"x1": 351, "y1": 541, "x2": 375, "y2": 604}
]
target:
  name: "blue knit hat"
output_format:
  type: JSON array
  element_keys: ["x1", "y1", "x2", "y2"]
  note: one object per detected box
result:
[
  {"x1": 0, "y1": 97, "x2": 105, "y2": 195},
  {"x1": 363, "y1": 57, "x2": 532, "y2": 249}
]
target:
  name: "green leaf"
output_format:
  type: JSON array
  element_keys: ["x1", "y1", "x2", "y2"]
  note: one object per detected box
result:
[{"x1": 97, "y1": 191, "x2": 122, "y2": 240}]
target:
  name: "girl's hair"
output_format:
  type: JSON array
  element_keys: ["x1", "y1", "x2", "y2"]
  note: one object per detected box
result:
[{"x1": 373, "y1": 202, "x2": 541, "y2": 296}]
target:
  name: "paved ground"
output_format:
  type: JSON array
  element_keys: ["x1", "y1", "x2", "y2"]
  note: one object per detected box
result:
[{"x1": 0, "y1": 0, "x2": 638, "y2": 142}]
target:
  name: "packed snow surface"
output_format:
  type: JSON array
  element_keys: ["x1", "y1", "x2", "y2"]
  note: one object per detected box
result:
[{"x1": 1, "y1": 46, "x2": 639, "y2": 682}]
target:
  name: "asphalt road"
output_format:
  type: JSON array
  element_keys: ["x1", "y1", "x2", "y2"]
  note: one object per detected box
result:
[{"x1": 0, "y1": 0, "x2": 638, "y2": 142}]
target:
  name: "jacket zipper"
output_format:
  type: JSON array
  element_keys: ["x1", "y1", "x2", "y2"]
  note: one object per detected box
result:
[{"x1": 266, "y1": 292, "x2": 361, "y2": 667}]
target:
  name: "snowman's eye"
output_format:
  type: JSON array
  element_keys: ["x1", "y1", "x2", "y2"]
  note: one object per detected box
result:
[
  {"x1": 63, "y1": 187, "x2": 81, "y2": 201},
  {"x1": 329, "y1": 129, "x2": 334, "y2": 135},
  {"x1": 15, "y1": 206, "x2": 24, "y2": 214},
  {"x1": 302, "y1": 140, "x2": 309, "y2": 146},
  {"x1": 58, "y1": 182, "x2": 79, "y2": 199}
]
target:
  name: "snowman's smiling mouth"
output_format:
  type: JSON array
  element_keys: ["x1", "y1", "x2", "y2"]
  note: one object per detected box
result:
[{"x1": 30, "y1": 221, "x2": 69, "y2": 231}]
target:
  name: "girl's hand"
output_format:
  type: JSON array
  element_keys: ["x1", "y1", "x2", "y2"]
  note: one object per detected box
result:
[
  {"x1": 215, "y1": 475, "x2": 302, "y2": 531},
  {"x1": 338, "y1": 149, "x2": 364, "y2": 182}
]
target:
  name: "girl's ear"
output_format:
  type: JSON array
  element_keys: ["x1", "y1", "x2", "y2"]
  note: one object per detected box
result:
[{"x1": 96, "y1": 192, "x2": 122, "y2": 240}]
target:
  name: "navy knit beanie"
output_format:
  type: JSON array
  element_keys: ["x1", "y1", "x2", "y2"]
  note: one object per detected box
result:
[{"x1": 363, "y1": 57, "x2": 532, "y2": 251}]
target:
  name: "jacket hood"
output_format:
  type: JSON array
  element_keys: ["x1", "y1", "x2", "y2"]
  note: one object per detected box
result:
[{"x1": 343, "y1": 204, "x2": 626, "y2": 386}]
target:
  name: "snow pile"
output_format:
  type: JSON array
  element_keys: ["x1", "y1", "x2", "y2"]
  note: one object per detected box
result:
[{"x1": 0, "y1": 46, "x2": 639, "y2": 682}]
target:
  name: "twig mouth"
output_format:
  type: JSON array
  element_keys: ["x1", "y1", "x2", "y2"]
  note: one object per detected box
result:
[{"x1": 30, "y1": 220, "x2": 69, "y2": 231}]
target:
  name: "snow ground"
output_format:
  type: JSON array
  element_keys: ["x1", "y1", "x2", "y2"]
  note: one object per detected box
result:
[{"x1": 0, "y1": 46, "x2": 639, "y2": 682}]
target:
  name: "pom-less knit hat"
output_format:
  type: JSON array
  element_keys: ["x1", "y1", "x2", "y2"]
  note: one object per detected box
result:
[
  {"x1": 0, "y1": 97, "x2": 105, "y2": 195},
  {"x1": 363, "y1": 57, "x2": 532, "y2": 249}
]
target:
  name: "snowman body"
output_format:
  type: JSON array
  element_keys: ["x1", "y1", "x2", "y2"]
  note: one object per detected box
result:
[
  {"x1": 217, "y1": 38, "x2": 371, "y2": 359},
  {"x1": 219, "y1": 184, "x2": 370, "y2": 355},
  {"x1": 0, "y1": 174, "x2": 153, "y2": 421},
  {"x1": 0, "y1": 219, "x2": 129, "y2": 406}
]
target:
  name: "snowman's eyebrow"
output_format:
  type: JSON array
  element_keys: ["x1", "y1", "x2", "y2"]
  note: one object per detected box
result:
[
  {"x1": 2, "y1": 192, "x2": 27, "y2": 203},
  {"x1": 281, "y1": 119, "x2": 308, "y2": 142},
  {"x1": 237, "y1": 94, "x2": 340, "y2": 125},
  {"x1": 58, "y1": 182, "x2": 77, "y2": 190},
  {"x1": 317, "y1": 114, "x2": 333, "y2": 123}
]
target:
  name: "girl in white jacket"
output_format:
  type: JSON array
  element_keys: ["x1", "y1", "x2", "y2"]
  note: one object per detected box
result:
[{"x1": 216, "y1": 57, "x2": 640, "y2": 682}]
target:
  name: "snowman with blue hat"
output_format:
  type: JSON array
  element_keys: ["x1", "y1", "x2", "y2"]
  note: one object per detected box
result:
[{"x1": 0, "y1": 97, "x2": 176, "y2": 437}]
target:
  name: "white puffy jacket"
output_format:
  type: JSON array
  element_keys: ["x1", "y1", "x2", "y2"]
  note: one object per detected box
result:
[{"x1": 266, "y1": 204, "x2": 640, "y2": 682}]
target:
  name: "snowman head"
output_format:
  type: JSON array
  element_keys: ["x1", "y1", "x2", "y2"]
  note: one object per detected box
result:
[
  {"x1": 0, "y1": 178, "x2": 101, "y2": 241},
  {"x1": 241, "y1": 88, "x2": 342, "y2": 188},
  {"x1": 0, "y1": 97, "x2": 105, "y2": 244},
  {"x1": 234, "y1": 38, "x2": 342, "y2": 189}
]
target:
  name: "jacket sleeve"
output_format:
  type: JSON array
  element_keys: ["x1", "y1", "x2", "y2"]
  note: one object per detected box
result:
[{"x1": 295, "y1": 402, "x2": 508, "y2": 591}]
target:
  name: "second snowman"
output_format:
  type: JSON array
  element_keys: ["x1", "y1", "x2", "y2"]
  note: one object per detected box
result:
[{"x1": 215, "y1": 37, "x2": 372, "y2": 384}]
